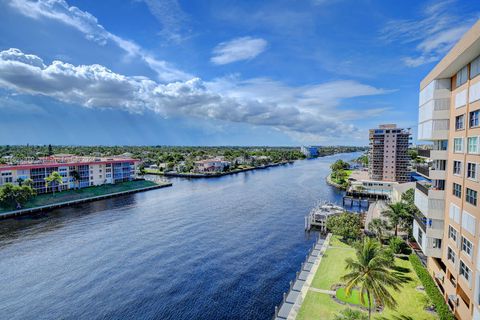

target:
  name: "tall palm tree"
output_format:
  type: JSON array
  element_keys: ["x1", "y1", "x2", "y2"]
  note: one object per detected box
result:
[
  {"x1": 342, "y1": 238, "x2": 403, "y2": 320},
  {"x1": 382, "y1": 202, "x2": 409, "y2": 236},
  {"x1": 70, "y1": 170, "x2": 81, "y2": 190},
  {"x1": 368, "y1": 218, "x2": 390, "y2": 243},
  {"x1": 45, "y1": 171, "x2": 63, "y2": 195}
]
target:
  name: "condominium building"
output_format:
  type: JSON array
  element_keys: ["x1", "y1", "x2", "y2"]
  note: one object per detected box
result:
[
  {"x1": 413, "y1": 20, "x2": 480, "y2": 320},
  {"x1": 0, "y1": 155, "x2": 138, "y2": 194},
  {"x1": 368, "y1": 124, "x2": 411, "y2": 183},
  {"x1": 300, "y1": 146, "x2": 319, "y2": 158}
]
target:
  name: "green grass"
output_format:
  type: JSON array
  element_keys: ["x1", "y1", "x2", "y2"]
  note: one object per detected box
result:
[
  {"x1": 0, "y1": 180, "x2": 159, "y2": 213},
  {"x1": 336, "y1": 288, "x2": 371, "y2": 308},
  {"x1": 298, "y1": 237, "x2": 439, "y2": 320}
]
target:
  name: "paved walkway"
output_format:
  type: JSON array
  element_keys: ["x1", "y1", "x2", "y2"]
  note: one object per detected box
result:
[{"x1": 309, "y1": 288, "x2": 336, "y2": 295}]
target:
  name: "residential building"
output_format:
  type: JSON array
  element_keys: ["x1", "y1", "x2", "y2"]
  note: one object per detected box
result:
[
  {"x1": 193, "y1": 158, "x2": 231, "y2": 173},
  {"x1": 0, "y1": 155, "x2": 138, "y2": 194},
  {"x1": 413, "y1": 20, "x2": 480, "y2": 320},
  {"x1": 300, "y1": 146, "x2": 318, "y2": 158},
  {"x1": 368, "y1": 124, "x2": 411, "y2": 183}
]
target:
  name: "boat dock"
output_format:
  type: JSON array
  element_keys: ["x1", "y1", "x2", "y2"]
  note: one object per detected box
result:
[
  {"x1": 272, "y1": 234, "x2": 331, "y2": 320},
  {"x1": 304, "y1": 202, "x2": 344, "y2": 232}
]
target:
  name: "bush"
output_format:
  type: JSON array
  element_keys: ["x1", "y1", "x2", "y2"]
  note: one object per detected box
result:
[
  {"x1": 389, "y1": 237, "x2": 405, "y2": 254},
  {"x1": 409, "y1": 254, "x2": 454, "y2": 320}
]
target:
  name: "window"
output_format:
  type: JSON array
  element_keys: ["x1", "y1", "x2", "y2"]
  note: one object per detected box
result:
[
  {"x1": 466, "y1": 188, "x2": 478, "y2": 206},
  {"x1": 472, "y1": 56, "x2": 480, "y2": 79},
  {"x1": 454, "y1": 138, "x2": 464, "y2": 153},
  {"x1": 447, "y1": 247, "x2": 456, "y2": 264},
  {"x1": 462, "y1": 210, "x2": 476, "y2": 235},
  {"x1": 448, "y1": 225, "x2": 457, "y2": 242},
  {"x1": 449, "y1": 203, "x2": 461, "y2": 223},
  {"x1": 467, "y1": 163, "x2": 477, "y2": 180},
  {"x1": 453, "y1": 161, "x2": 462, "y2": 175},
  {"x1": 457, "y1": 66, "x2": 468, "y2": 87},
  {"x1": 470, "y1": 110, "x2": 479, "y2": 128},
  {"x1": 462, "y1": 237, "x2": 473, "y2": 257},
  {"x1": 456, "y1": 115, "x2": 465, "y2": 130},
  {"x1": 467, "y1": 137, "x2": 479, "y2": 154},
  {"x1": 453, "y1": 183, "x2": 462, "y2": 198},
  {"x1": 433, "y1": 238, "x2": 442, "y2": 249},
  {"x1": 460, "y1": 260, "x2": 471, "y2": 282}
]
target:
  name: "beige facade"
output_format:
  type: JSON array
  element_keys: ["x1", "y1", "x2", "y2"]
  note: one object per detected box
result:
[
  {"x1": 414, "y1": 19, "x2": 480, "y2": 320},
  {"x1": 368, "y1": 124, "x2": 411, "y2": 182}
]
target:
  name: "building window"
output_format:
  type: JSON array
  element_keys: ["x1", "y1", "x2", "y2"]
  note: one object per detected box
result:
[
  {"x1": 433, "y1": 238, "x2": 442, "y2": 249},
  {"x1": 472, "y1": 56, "x2": 480, "y2": 79},
  {"x1": 467, "y1": 136, "x2": 479, "y2": 154},
  {"x1": 462, "y1": 237, "x2": 473, "y2": 257},
  {"x1": 456, "y1": 115, "x2": 465, "y2": 130},
  {"x1": 459, "y1": 260, "x2": 471, "y2": 282},
  {"x1": 456, "y1": 65, "x2": 468, "y2": 87},
  {"x1": 453, "y1": 161, "x2": 462, "y2": 175},
  {"x1": 466, "y1": 188, "x2": 478, "y2": 206},
  {"x1": 454, "y1": 138, "x2": 464, "y2": 153},
  {"x1": 448, "y1": 225, "x2": 457, "y2": 242},
  {"x1": 453, "y1": 183, "x2": 462, "y2": 198},
  {"x1": 470, "y1": 110, "x2": 479, "y2": 128},
  {"x1": 447, "y1": 247, "x2": 456, "y2": 264},
  {"x1": 467, "y1": 163, "x2": 477, "y2": 180}
]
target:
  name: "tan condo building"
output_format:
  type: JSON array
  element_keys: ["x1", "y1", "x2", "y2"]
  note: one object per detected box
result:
[
  {"x1": 368, "y1": 124, "x2": 411, "y2": 183},
  {"x1": 413, "y1": 20, "x2": 480, "y2": 320}
]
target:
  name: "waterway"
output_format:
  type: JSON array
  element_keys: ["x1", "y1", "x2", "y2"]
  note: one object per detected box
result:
[{"x1": 0, "y1": 152, "x2": 360, "y2": 320}]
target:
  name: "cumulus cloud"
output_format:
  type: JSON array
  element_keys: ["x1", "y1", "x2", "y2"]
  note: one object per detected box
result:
[
  {"x1": 8, "y1": 0, "x2": 191, "y2": 82},
  {"x1": 142, "y1": 0, "x2": 191, "y2": 43},
  {"x1": 0, "y1": 48, "x2": 392, "y2": 140},
  {"x1": 380, "y1": 0, "x2": 477, "y2": 67},
  {"x1": 211, "y1": 37, "x2": 268, "y2": 65}
]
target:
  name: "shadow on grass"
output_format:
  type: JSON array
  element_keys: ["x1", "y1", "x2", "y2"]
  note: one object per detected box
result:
[
  {"x1": 391, "y1": 265, "x2": 410, "y2": 274},
  {"x1": 377, "y1": 315, "x2": 414, "y2": 320}
]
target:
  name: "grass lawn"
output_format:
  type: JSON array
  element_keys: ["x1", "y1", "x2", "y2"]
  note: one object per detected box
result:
[
  {"x1": 0, "y1": 180, "x2": 159, "y2": 213},
  {"x1": 298, "y1": 236, "x2": 438, "y2": 320},
  {"x1": 336, "y1": 288, "x2": 371, "y2": 308}
]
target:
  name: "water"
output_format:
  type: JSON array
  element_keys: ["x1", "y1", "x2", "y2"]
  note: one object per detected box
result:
[{"x1": 0, "y1": 152, "x2": 360, "y2": 320}]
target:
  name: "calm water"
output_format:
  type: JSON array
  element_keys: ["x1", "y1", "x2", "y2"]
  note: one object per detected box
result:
[{"x1": 0, "y1": 152, "x2": 359, "y2": 320}]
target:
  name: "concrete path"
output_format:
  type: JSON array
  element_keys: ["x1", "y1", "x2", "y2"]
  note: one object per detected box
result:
[{"x1": 309, "y1": 287, "x2": 336, "y2": 295}]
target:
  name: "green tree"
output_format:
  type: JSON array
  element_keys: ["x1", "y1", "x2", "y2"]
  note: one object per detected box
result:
[
  {"x1": 382, "y1": 202, "x2": 409, "y2": 237},
  {"x1": 326, "y1": 212, "x2": 361, "y2": 241},
  {"x1": 342, "y1": 238, "x2": 403, "y2": 320},
  {"x1": 45, "y1": 171, "x2": 63, "y2": 195},
  {"x1": 331, "y1": 160, "x2": 350, "y2": 172},
  {"x1": 368, "y1": 218, "x2": 390, "y2": 243},
  {"x1": 23, "y1": 178, "x2": 34, "y2": 187},
  {"x1": 70, "y1": 170, "x2": 81, "y2": 190},
  {"x1": 334, "y1": 308, "x2": 368, "y2": 320},
  {"x1": 48, "y1": 144, "x2": 53, "y2": 156},
  {"x1": 388, "y1": 237, "x2": 406, "y2": 254},
  {"x1": 0, "y1": 183, "x2": 36, "y2": 210},
  {"x1": 16, "y1": 177, "x2": 25, "y2": 186}
]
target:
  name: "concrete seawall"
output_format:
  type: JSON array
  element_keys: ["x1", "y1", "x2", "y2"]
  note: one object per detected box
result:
[{"x1": 0, "y1": 182, "x2": 173, "y2": 219}]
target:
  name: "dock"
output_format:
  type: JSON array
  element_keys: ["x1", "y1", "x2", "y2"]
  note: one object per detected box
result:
[{"x1": 272, "y1": 234, "x2": 331, "y2": 320}]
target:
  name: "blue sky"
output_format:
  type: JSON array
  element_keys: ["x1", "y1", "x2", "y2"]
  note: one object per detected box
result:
[{"x1": 0, "y1": 0, "x2": 479, "y2": 146}]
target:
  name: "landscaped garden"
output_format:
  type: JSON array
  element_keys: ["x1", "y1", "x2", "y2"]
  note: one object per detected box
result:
[
  {"x1": 0, "y1": 179, "x2": 159, "y2": 213},
  {"x1": 296, "y1": 236, "x2": 439, "y2": 320}
]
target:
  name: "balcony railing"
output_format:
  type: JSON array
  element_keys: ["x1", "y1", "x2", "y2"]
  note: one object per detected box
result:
[
  {"x1": 418, "y1": 149, "x2": 431, "y2": 158},
  {"x1": 416, "y1": 181, "x2": 430, "y2": 196},
  {"x1": 417, "y1": 165, "x2": 430, "y2": 177},
  {"x1": 414, "y1": 212, "x2": 427, "y2": 231}
]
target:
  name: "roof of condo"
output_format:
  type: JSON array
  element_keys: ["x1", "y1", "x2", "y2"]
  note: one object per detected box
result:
[{"x1": 0, "y1": 154, "x2": 139, "y2": 171}]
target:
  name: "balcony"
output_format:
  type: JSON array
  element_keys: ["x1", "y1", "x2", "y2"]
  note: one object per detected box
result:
[
  {"x1": 417, "y1": 164, "x2": 430, "y2": 177},
  {"x1": 418, "y1": 149, "x2": 431, "y2": 158},
  {"x1": 414, "y1": 188, "x2": 445, "y2": 220},
  {"x1": 416, "y1": 181, "x2": 445, "y2": 199},
  {"x1": 416, "y1": 181, "x2": 430, "y2": 196}
]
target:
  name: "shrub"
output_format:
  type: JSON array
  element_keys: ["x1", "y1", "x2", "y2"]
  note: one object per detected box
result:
[
  {"x1": 409, "y1": 254, "x2": 454, "y2": 320},
  {"x1": 389, "y1": 237, "x2": 405, "y2": 254}
]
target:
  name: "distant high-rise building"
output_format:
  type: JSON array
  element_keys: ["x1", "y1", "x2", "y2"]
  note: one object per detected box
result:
[
  {"x1": 300, "y1": 146, "x2": 318, "y2": 158},
  {"x1": 413, "y1": 20, "x2": 480, "y2": 320},
  {"x1": 368, "y1": 124, "x2": 411, "y2": 182}
]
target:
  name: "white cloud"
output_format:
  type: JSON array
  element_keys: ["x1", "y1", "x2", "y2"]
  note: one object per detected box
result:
[
  {"x1": 381, "y1": 0, "x2": 477, "y2": 67},
  {"x1": 7, "y1": 0, "x2": 191, "y2": 82},
  {"x1": 142, "y1": 0, "x2": 190, "y2": 43},
  {"x1": 0, "y1": 48, "x2": 392, "y2": 141},
  {"x1": 211, "y1": 37, "x2": 268, "y2": 65}
]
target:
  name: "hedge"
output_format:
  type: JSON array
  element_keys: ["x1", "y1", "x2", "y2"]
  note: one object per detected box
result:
[{"x1": 409, "y1": 254, "x2": 454, "y2": 320}]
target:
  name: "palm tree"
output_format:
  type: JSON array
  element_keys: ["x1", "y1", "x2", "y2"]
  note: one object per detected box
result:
[
  {"x1": 23, "y1": 178, "x2": 34, "y2": 188},
  {"x1": 382, "y1": 202, "x2": 409, "y2": 236},
  {"x1": 342, "y1": 238, "x2": 403, "y2": 320},
  {"x1": 368, "y1": 218, "x2": 390, "y2": 243},
  {"x1": 45, "y1": 171, "x2": 63, "y2": 195}
]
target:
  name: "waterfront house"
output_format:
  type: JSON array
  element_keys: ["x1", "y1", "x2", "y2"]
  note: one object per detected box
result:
[{"x1": 193, "y1": 158, "x2": 231, "y2": 173}]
